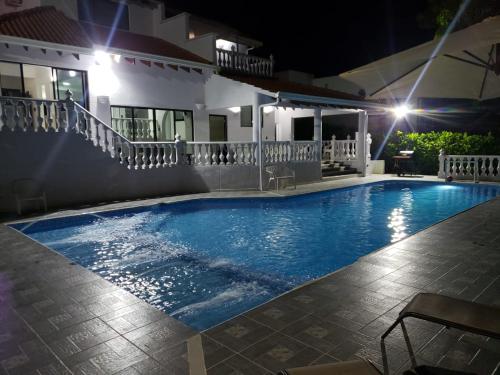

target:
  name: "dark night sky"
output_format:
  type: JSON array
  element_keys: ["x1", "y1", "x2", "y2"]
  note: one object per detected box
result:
[{"x1": 166, "y1": 0, "x2": 435, "y2": 77}]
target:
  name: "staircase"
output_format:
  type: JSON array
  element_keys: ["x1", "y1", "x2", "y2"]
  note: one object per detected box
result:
[{"x1": 321, "y1": 161, "x2": 358, "y2": 177}]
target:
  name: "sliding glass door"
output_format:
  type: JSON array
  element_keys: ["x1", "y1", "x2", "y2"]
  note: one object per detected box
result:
[
  {"x1": 111, "y1": 106, "x2": 194, "y2": 142},
  {"x1": 0, "y1": 61, "x2": 88, "y2": 107}
]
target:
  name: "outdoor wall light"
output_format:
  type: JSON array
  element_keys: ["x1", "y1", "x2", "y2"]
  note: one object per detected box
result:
[
  {"x1": 228, "y1": 107, "x2": 241, "y2": 114},
  {"x1": 391, "y1": 104, "x2": 410, "y2": 119},
  {"x1": 263, "y1": 106, "x2": 275, "y2": 114}
]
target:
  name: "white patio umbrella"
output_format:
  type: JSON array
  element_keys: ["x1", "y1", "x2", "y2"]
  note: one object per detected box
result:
[{"x1": 339, "y1": 15, "x2": 500, "y2": 101}]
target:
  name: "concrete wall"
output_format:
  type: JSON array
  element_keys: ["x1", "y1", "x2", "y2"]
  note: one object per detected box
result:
[{"x1": 0, "y1": 130, "x2": 320, "y2": 213}]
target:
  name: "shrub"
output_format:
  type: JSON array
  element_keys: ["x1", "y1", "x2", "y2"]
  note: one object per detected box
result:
[{"x1": 383, "y1": 131, "x2": 500, "y2": 175}]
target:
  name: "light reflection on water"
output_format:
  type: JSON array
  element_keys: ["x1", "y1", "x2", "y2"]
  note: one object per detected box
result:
[{"x1": 16, "y1": 181, "x2": 500, "y2": 330}]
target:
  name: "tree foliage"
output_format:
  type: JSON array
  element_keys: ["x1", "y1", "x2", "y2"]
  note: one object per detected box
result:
[
  {"x1": 384, "y1": 131, "x2": 500, "y2": 175},
  {"x1": 418, "y1": 0, "x2": 500, "y2": 37}
]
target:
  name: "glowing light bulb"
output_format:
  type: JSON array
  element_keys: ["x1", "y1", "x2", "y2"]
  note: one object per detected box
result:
[{"x1": 392, "y1": 104, "x2": 410, "y2": 119}]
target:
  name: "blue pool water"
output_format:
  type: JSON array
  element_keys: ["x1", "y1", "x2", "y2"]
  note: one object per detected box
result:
[{"x1": 12, "y1": 181, "x2": 500, "y2": 330}]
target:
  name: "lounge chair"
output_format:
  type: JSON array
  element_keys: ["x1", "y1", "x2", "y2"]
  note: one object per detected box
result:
[
  {"x1": 266, "y1": 165, "x2": 296, "y2": 191},
  {"x1": 278, "y1": 358, "x2": 381, "y2": 375},
  {"x1": 381, "y1": 293, "x2": 500, "y2": 375},
  {"x1": 12, "y1": 178, "x2": 47, "y2": 215}
]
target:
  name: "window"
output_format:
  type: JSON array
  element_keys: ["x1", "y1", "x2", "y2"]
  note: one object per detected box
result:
[
  {"x1": 240, "y1": 105, "x2": 252, "y2": 127},
  {"x1": 54, "y1": 69, "x2": 87, "y2": 106},
  {"x1": 0, "y1": 62, "x2": 23, "y2": 96},
  {"x1": 22, "y1": 65, "x2": 54, "y2": 100},
  {"x1": 111, "y1": 106, "x2": 194, "y2": 142},
  {"x1": 0, "y1": 61, "x2": 89, "y2": 107}
]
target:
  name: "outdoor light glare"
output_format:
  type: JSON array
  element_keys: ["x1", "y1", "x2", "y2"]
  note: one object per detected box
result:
[
  {"x1": 113, "y1": 54, "x2": 121, "y2": 63},
  {"x1": 392, "y1": 104, "x2": 410, "y2": 119},
  {"x1": 62, "y1": 81, "x2": 70, "y2": 86},
  {"x1": 228, "y1": 107, "x2": 241, "y2": 114},
  {"x1": 94, "y1": 50, "x2": 112, "y2": 67},
  {"x1": 68, "y1": 70, "x2": 76, "y2": 77}
]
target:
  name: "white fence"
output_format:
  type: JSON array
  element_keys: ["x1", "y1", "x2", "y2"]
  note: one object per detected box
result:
[
  {"x1": 438, "y1": 152, "x2": 500, "y2": 182},
  {"x1": 322, "y1": 134, "x2": 359, "y2": 163},
  {"x1": 216, "y1": 48, "x2": 274, "y2": 77},
  {"x1": 263, "y1": 140, "x2": 319, "y2": 164},
  {"x1": 0, "y1": 95, "x2": 320, "y2": 170}
]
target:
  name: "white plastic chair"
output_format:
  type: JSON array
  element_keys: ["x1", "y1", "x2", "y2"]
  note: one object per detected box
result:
[
  {"x1": 266, "y1": 165, "x2": 296, "y2": 191},
  {"x1": 12, "y1": 179, "x2": 47, "y2": 215}
]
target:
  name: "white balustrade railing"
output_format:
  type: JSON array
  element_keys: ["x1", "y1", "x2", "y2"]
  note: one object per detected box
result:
[
  {"x1": 0, "y1": 93, "x2": 182, "y2": 170},
  {"x1": 322, "y1": 134, "x2": 358, "y2": 163},
  {"x1": 438, "y1": 152, "x2": 500, "y2": 181},
  {"x1": 111, "y1": 118, "x2": 158, "y2": 141},
  {"x1": 216, "y1": 48, "x2": 274, "y2": 77},
  {"x1": 292, "y1": 141, "x2": 320, "y2": 162},
  {"x1": 189, "y1": 142, "x2": 257, "y2": 166},
  {"x1": 1, "y1": 93, "x2": 322, "y2": 173},
  {"x1": 263, "y1": 141, "x2": 292, "y2": 163},
  {"x1": 0, "y1": 97, "x2": 66, "y2": 132}
]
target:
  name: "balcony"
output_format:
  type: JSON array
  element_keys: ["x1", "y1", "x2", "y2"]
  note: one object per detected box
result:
[{"x1": 216, "y1": 47, "x2": 274, "y2": 77}]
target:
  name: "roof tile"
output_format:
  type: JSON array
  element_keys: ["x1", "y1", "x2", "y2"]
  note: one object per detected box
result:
[{"x1": 0, "y1": 6, "x2": 210, "y2": 65}]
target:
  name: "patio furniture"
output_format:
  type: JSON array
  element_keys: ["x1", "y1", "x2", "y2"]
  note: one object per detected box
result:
[
  {"x1": 266, "y1": 165, "x2": 296, "y2": 191},
  {"x1": 278, "y1": 358, "x2": 381, "y2": 375},
  {"x1": 12, "y1": 178, "x2": 47, "y2": 215},
  {"x1": 393, "y1": 150, "x2": 415, "y2": 176},
  {"x1": 381, "y1": 293, "x2": 500, "y2": 375}
]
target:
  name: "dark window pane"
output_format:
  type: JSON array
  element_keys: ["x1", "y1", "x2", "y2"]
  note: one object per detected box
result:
[
  {"x1": 133, "y1": 108, "x2": 155, "y2": 141},
  {"x1": 22, "y1": 64, "x2": 54, "y2": 100},
  {"x1": 0, "y1": 62, "x2": 22, "y2": 96},
  {"x1": 240, "y1": 105, "x2": 252, "y2": 127},
  {"x1": 155, "y1": 109, "x2": 175, "y2": 141},
  {"x1": 174, "y1": 111, "x2": 194, "y2": 141},
  {"x1": 111, "y1": 106, "x2": 134, "y2": 139},
  {"x1": 55, "y1": 69, "x2": 86, "y2": 106}
]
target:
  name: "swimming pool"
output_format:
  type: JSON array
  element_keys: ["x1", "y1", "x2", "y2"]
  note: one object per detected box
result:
[{"x1": 11, "y1": 181, "x2": 500, "y2": 330}]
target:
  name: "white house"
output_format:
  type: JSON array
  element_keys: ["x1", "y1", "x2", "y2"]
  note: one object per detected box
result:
[{"x1": 0, "y1": 0, "x2": 386, "y2": 213}]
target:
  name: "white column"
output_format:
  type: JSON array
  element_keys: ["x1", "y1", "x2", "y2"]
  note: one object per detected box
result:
[
  {"x1": 253, "y1": 92, "x2": 265, "y2": 190},
  {"x1": 252, "y1": 93, "x2": 265, "y2": 142},
  {"x1": 313, "y1": 108, "x2": 321, "y2": 141},
  {"x1": 313, "y1": 108, "x2": 322, "y2": 163},
  {"x1": 358, "y1": 110, "x2": 369, "y2": 176},
  {"x1": 96, "y1": 96, "x2": 111, "y2": 125}
]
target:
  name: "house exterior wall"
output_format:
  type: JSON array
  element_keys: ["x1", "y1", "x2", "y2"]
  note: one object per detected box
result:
[{"x1": 0, "y1": 44, "x2": 212, "y2": 139}]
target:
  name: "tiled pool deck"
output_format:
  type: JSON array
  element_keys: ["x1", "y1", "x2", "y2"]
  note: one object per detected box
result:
[{"x1": 1, "y1": 175, "x2": 499, "y2": 374}]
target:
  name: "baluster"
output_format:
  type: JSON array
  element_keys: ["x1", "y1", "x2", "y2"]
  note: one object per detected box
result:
[
  {"x1": 134, "y1": 145, "x2": 141, "y2": 170},
  {"x1": 73, "y1": 107, "x2": 81, "y2": 134},
  {"x1": 117, "y1": 138, "x2": 124, "y2": 164},
  {"x1": 0, "y1": 100, "x2": 7, "y2": 131},
  {"x1": 163, "y1": 145, "x2": 169, "y2": 167},
  {"x1": 24, "y1": 100, "x2": 33, "y2": 130},
  {"x1": 488, "y1": 157, "x2": 494, "y2": 177},
  {"x1": 219, "y1": 144, "x2": 225, "y2": 165},
  {"x1": 232, "y1": 143, "x2": 239, "y2": 165},
  {"x1": 126, "y1": 143, "x2": 133, "y2": 169},
  {"x1": 12, "y1": 100, "x2": 20, "y2": 130}
]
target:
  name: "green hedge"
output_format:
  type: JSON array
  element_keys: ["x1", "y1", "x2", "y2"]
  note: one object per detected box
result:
[{"x1": 383, "y1": 131, "x2": 500, "y2": 175}]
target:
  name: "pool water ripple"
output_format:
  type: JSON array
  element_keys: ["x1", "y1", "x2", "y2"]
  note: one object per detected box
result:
[{"x1": 12, "y1": 181, "x2": 500, "y2": 330}]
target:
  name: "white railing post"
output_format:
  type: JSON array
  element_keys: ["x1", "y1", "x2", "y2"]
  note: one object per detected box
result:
[
  {"x1": 62, "y1": 89, "x2": 75, "y2": 132},
  {"x1": 174, "y1": 133, "x2": 185, "y2": 165},
  {"x1": 366, "y1": 132, "x2": 372, "y2": 176},
  {"x1": 438, "y1": 149, "x2": 446, "y2": 178}
]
